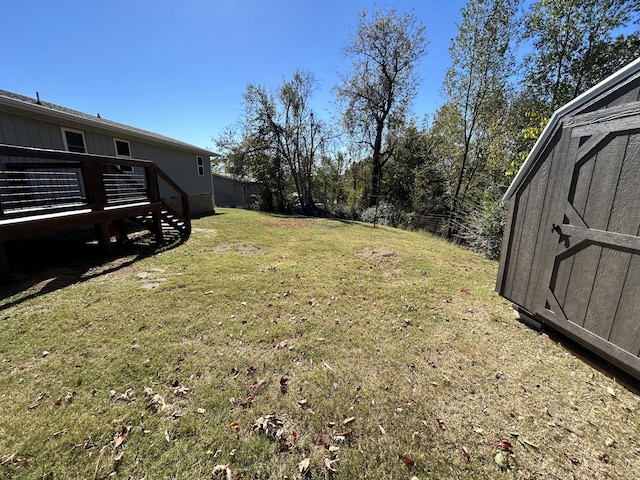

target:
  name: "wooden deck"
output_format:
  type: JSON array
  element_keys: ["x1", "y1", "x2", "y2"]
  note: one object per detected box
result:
[{"x1": 0, "y1": 144, "x2": 191, "y2": 283}]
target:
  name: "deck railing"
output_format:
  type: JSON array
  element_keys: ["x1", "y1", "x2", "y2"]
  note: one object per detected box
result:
[{"x1": 0, "y1": 143, "x2": 190, "y2": 240}]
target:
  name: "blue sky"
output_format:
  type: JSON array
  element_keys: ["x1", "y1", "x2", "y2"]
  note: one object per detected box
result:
[{"x1": 5, "y1": 0, "x2": 473, "y2": 151}]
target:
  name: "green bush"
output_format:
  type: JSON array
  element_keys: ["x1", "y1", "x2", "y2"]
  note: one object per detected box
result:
[
  {"x1": 360, "y1": 201, "x2": 404, "y2": 227},
  {"x1": 457, "y1": 196, "x2": 507, "y2": 259}
]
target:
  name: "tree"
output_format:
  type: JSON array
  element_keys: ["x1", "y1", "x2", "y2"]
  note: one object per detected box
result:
[
  {"x1": 216, "y1": 70, "x2": 326, "y2": 214},
  {"x1": 214, "y1": 122, "x2": 290, "y2": 212},
  {"x1": 335, "y1": 8, "x2": 427, "y2": 207},
  {"x1": 383, "y1": 122, "x2": 442, "y2": 214},
  {"x1": 314, "y1": 152, "x2": 348, "y2": 213},
  {"x1": 441, "y1": 0, "x2": 521, "y2": 237},
  {"x1": 522, "y1": 0, "x2": 640, "y2": 112}
]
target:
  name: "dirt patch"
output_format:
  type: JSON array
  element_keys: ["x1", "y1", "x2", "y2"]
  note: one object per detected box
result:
[
  {"x1": 191, "y1": 227, "x2": 217, "y2": 236},
  {"x1": 212, "y1": 243, "x2": 262, "y2": 257},
  {"x1": 264, "y1": 219, "x2": 313, "y2": 228},
  {"x1": 357, "y1": 247, "x2": 398, "y2": 261}
]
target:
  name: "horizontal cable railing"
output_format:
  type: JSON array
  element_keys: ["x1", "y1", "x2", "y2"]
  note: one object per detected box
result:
[
  {"x1": 0, "y1": 145, "x2": 190, "y2": 232},
  {"x1": 0, "y1": 161, "x2": 85, "y2": 214},
  {"x1": 102, "y1": 166, "x2": 149, "y2": 205}
]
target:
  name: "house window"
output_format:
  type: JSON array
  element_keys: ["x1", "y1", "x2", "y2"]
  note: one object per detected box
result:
[
  {"x1": 62, "y1": 128, "x2": 86, "y2": 153},
  {"x1": 197, "y1": 156, "x2": 204, "y2": 176},
  {"x1": 114, "y1": 139, "x2": 131, "y2": 157}
]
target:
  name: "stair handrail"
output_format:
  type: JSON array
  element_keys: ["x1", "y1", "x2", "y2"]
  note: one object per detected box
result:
[{"x1": 153, "y1": 164, "x2": 191, "y2": 233}]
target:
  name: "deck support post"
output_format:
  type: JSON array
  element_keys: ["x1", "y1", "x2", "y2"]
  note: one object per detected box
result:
[
  {"x1": 95, "y1": 222, "x2": 112, "y2": 254},
  {"x1": 152, "y1": 212, "x2": 164, "y2": 245},
  {"x1": 112, "y1": 219, "x2": 128, "y2": 244}
]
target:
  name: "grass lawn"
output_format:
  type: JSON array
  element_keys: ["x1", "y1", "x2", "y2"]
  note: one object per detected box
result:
[{"x1": 0, "y1": 208, "x2": 639, "y2": 479}]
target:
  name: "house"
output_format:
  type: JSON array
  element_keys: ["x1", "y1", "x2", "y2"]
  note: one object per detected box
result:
[
  {"x1": 212, "y1": 172, "x2": 261, "y2": 208},
  {"x1": 0, "y1": 89, "x2": 215, "y2": 282},
  {"x1": 0, "y1": 89, "x2": 214, "y2": 214},
  {"x1": 497, "y1": 57, "x2": 640, "y2": 379}
]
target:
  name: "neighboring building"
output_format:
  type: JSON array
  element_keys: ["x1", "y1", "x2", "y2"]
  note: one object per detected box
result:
[
  {"x1": 497, "y1": 57, "x2": 640, "y2": 380},
  {"x1": 212, "y1": 172, "x2": 261, "y2": 208},
  {"x1": 0, "y1": 89, "x2": 214, "y2": 214}
]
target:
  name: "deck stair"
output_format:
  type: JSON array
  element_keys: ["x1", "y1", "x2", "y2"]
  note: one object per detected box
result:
[{"x1": 131, "y1": 207, "x2": 190, "y2": 245}]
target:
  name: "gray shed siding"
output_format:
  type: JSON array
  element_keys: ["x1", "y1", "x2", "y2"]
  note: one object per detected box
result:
[
  {"x1": 497, "y1": 129, "x2": 568, "y2": 313},
  {"x1": 0, "y1": 106, "x2": 213, "y2": 215},
  {"x1": 212, "y1": 174, "x2": 261, "y2": 208},
  {"x1": 498, "y1": 62, "x2": 640, "y2": 379}
]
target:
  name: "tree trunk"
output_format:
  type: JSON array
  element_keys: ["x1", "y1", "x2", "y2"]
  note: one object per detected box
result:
[{"x1": 370, "y1": 121, "x2": 385, "y2": 207}]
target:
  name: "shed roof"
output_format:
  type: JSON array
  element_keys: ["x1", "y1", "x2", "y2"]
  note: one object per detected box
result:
[
  {"x1": 504, "y1": 56, "x2": 640, "y2": 200},
  {"x1": 0, "y1": 89, "x2": 213, "y2": 157}
]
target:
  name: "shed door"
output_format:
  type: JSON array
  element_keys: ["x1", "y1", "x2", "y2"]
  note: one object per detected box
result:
[{"x1": 535, "y1": 103, "x2": 640, "y2": 375}]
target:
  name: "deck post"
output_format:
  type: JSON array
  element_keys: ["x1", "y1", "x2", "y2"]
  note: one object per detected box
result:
[
  {"x1": 95, "y1": 222, "x2": 112, "y2": 254},
  {"x1": 112, "y1": 218, "x2": 128, "y2": 243},
  {"x1": 152, "y1": 212, "x2": 164, "y2": 245},
  {"x1": 0, "y1": 242, "x2": 9, "y2": 284}
]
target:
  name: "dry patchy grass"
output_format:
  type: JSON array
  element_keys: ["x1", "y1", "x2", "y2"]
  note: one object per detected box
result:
[{"x1": 0, "y1": 208, "x2": 638, "y2": 479}]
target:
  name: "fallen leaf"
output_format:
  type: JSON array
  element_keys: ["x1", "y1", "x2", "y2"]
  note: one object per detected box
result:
[
  {"x1": 436, "y1": 418, "x2": 447, "y2": 430},
  {"x1": 113, "y1": 426, "x2": 131, "y2": 448},
  {"x1": 494, "y1": 451, "x2": 507, "y2": 468},
  {"x1": 324, "y1": 457, "x2": 338, "y2": 474},
  {"x1": 566, "y1": 453, "x2": 580, "y2": 465},
  {"x1": 173, "y1": 386, "x2": 189, "y2": 396},
  {"x1": 213, "y1": 464, "x2": 233, "y2": 479},
  {"x1": 398, "y1": 453, "x2": 416, "y2": 467},
  {"x1": 495, "y1": 440, "x2": 513, "y2": 452},
  {"x1": 279, "y1": 376, "x2": 289, "y2": 393},
  {"x1": 298, "y1": 457, "x2": 310, "y2": 474},
  {"x1": 519, "y1": 437, "x2": 539, "y2": 450},
  {"x1": 251, "y1": 379, "x2": 267, "y2": 391},
  {"x1": 246, "y1": 365, "x2": 256, "y2": 376},
  {"x1": 228, "y1": 421, "x2": 241, "y2": 433},
  {"x1": 343, "y1": 416, "x2": 356, "y2": 426},
  {"x1": 462, "y1": 446, "x2": 470, "y2": 462},
  {"x1": 37, "y1": 392, "x2": 50, "y2": 401},
  {"x1": 607, "y1": 386, "x2": 616, "y2": 398}
]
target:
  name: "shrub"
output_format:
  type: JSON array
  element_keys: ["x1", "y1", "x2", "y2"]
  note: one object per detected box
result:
[
  {"x1": 457, "y1": 197, "x2": 507, "y2": 259},
  {"x1": 360, "y1": 201, "x2": 404, "y2": 227}
]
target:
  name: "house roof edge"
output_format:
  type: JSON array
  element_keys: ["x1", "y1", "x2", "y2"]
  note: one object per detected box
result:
[{"x1": 0, "y1": 89, "x2": 213, "y2": 157}]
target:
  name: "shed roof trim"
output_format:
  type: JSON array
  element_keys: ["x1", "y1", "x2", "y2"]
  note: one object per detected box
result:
[
  {"x1": 504, "y1": 56, "x2": 640, "y2": 200},
  {"x1": 0, "y1": 89, "x2": 213, "y2": 157}
]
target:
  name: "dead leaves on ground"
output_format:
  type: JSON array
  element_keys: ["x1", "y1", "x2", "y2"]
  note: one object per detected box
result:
[{"x1": 244, "y1": 411, "x2": 356, "y2": 476}]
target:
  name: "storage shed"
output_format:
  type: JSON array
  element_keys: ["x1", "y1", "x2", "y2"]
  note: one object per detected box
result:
[
  {"x1": 212, "y1": 172, "x2": 261, "y2": 208},
  {"x1": 497, "y1": 57, "x2": 640, "y2": 379}
]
